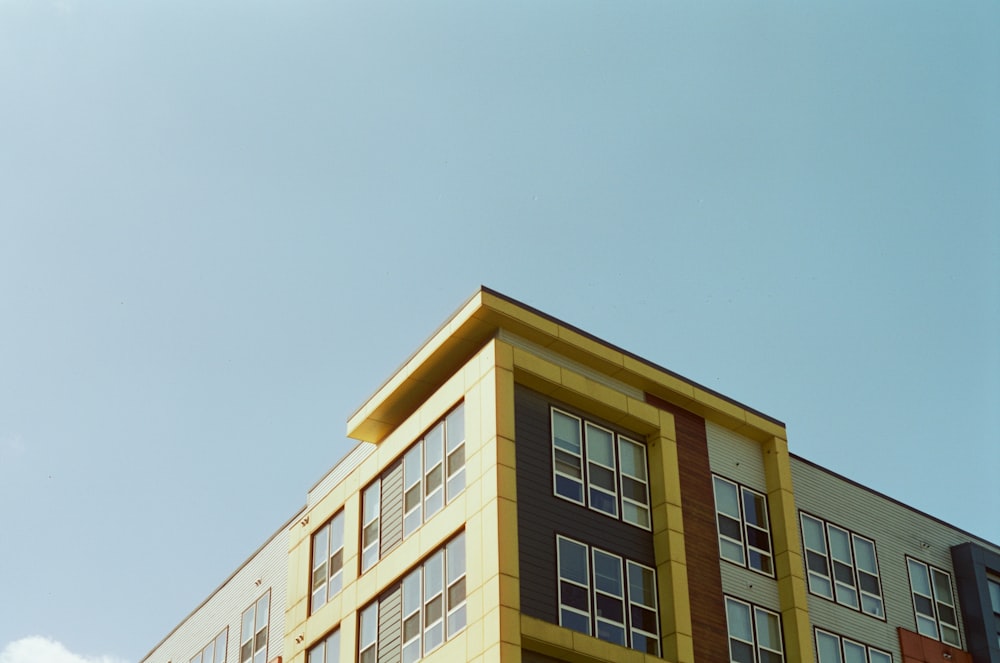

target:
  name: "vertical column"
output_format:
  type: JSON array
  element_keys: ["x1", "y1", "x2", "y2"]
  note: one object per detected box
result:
[
  {"x1": 762, "y1": 435, "x2": 813, "y2": 663},
  {"x1": 647, "y1": 406, "x2": 695, "y2": 663}
]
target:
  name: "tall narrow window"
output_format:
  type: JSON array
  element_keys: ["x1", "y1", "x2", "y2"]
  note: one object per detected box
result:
[
  {"x1": 446, "y1": 533, "x2": 467, "y2": 637},
  {"x1": 557, "y1": 536, "x2": 591, "y2": 635},
  {"x1": 401, "y1": 569, "x2": 422, "y2": 663},
  {"x1": 308, "y1": 629, "x2": 340, "y2": 663},
  {"x1": 403, "y1": 442, "x2": 423, "y2": 537},
  {"x1": 361, "y1": 480, "x2": 380, "y2": 572},
  {"x1": 800, "y1": 513, "x2": 884, "y2": 618},
  {"x1": 725, "y1": 597, "x2": 783, "y2": 663},
  {"x1": 445, "y1": 403, "x2": 466, "y2": 500},
  {"x1": 552, "y1": 410, "x2": 585, "y2": 504},
  {"x1": 358, "y1": 602, "x2": 378, "y2": 663},
  {"x1": 240, "y1": 591, "x2": 269, "y2": 663},
  {"x1": 619, "y1": 437, "x2": 650, "y2": 528},
  {"x1": 627, "y1": 561, "x2": 660, "y2": 655},
  {"x1": 311, "y1": 511, "x2": 345, "y2": 613},
  {"x1": 907, "y1": 558, "x2": 960, "y2": 647},
  {"x1": 713, "y1": 476, "x2": 773, "y2": 576},
  {"x1": 424, "y1": 422, "x2": 445, "y2": 520},
  {"x1": 586, "y1": 423, "x2": 618, "y2": 518},
  {"x1": 423, "y1": 549, "x2": 445, "y2": 653},
  {"x1": 592, "y1": 548, "x2": 626, "y2": 646}
]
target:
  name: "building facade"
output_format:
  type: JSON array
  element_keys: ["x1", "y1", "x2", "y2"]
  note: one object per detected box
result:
[{"x1": 142, "y1": 288, "x2": 1000, "y2": 663}]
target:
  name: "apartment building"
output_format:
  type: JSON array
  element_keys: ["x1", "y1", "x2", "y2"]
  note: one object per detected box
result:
[{"x1": 142, "y1": 287, "x2": 1000, "y2": 663}]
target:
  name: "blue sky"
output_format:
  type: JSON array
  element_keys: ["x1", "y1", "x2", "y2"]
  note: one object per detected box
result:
[{"x1": 1, "y1": 1, "x2": 997, "y2": 661}]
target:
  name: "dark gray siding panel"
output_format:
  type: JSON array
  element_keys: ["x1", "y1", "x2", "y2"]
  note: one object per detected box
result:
[
  {"x1": 381, "y1": 460, "x2": 404, "y2": 557},
  {"x1": 377, "y1": 584, "x2": 402, "y2": 663},
  {"x1": 515, "y1": 384, "x2": 655, "y2": 624},
  {"x1": 952, "y1": 542, "x2": 1000, "y2": 663}
]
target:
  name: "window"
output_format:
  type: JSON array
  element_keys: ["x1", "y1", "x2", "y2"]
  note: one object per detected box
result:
[
  {"x1": 800, "y1": 513, "x2": 884, "y2": 618},
  {"x1": 358, "y1": 602, "x2": 378, "y2": 663},
  {"x1": 190, "y1": 630, "x2": 227, "y2": 663},
  {"x1": 361, "y1": 480, "x2": 380, "y2": 572},
  {"x1": 815, "y1": 629, "x2": 892, "y2": 663},
  {"x1": 989, "y1": 576, "x2": 1000, "y2": 648},
  {"x1": 240, "y1": 591, "x2": 269, "y2": 663},
  {"x1": 556, "y1": 535, "x2": 660, "y2": 655},
  {"x1": 713, "y1": 476, "x2": 774, "y2": 576},
  {"x1": 308, "y1": 628, "x2": 340, "y2": 663},
  {"x1": 311, "y1": 511, "x2": 345, "y2": 613},
  {"x1": 725, "y1": 597, "x2": 783, "y2": 663},
  {"x1": 551, "y1": 408, "x2": 651, "y2": 529},
  {"x1": 367, "y1": 403, "x2": 466, "y2": 570},
  {"x1": 907, "y1": 557, "x2": 960, "y2": 647}
]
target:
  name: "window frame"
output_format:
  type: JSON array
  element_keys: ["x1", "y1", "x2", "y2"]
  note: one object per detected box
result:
[
  {"x1": 799, "y1": 512, "x2": 885, "y2": 620},
  {"x1": 724, "y1": 596, "x2": 784, "y2": 663},
  {"x1": 239, "y1": 590, "x2": 270, "y2": 663},
  {"x1": 310, "y1": 510, "x2": 346, "y2": 614},
  {"x1": 361, "y1": 479, "x2": 381, "y2": 573},
  {"x1": 814, "y1": 627, "x2": 893, "y2": 663},
  {"x1": 555, "y1": 534, "x2": 661, "y2": 656},
  {"x1": 307, "y1": 627, "x2": 340, "y2": 663},
  {"x1": 190, "y1": 628, "x2": 227, "y2": 663},
  {"x1": 712, "y1": 475, "x2": 775, "y2": 577},
  {"x1": 906, "y1": 557, "x2": 961, "y2": 647},
  {"x1": 358, "y1": 601, "x2": 378, "y2": 663},
  {"x1": 550, "y1": 407, "x2": 652, "y2": 531}
]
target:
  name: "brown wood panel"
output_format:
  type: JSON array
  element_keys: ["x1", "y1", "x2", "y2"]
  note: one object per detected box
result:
[{"x1": 645, "y1": 393, "x2": 729, "y2": 662}]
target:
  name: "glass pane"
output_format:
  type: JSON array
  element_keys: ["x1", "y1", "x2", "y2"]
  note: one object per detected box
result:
[
  {"x1": 801, "y1": 515, "x2": 827, "y2": 552},
  {"x1": 714, "y1": 478, "x2": 740, "y2": 518},
  {"x1": 916, "y1": 614, "x2": 938, "y2": 639},
  {"x1": 630, "y1": 605, "x2": 658, "y2": 632},
  {"x1": 404, "y1": 444, "x2": 422, "y2": 486},
  {"x1": 870, "y1": 651, "x2": 892, "y2": 663},
  {"x1": 908, "y1": 559, "x2": 931, "y2": 595},
  {"x1": 312, "y1": 561, "x2": 327, "y2": 591},
  {"x1": 402, "y1": 640, "x2": 420, "y2": 663},
  {"x1": 754, "y1": 609, "x2": 781, "y2": 650},
  {"x1": 721, "y1": 538, "x2": 745, "y2": 565},
  {"x1": 240, "y1": 641, "x2": 251, "y2": 663},
  {"x1": 852, "y1": 537, "x2": 877, "y2": 573},
  {"x1": 730, "y1": 640, "x2": 755, "y2": 663},
  {"x1": 308, "y1": 644, "x2": 323, "y2": 663},
  {"x1": 424, "y1": 622, "x2": 443, "y2": 652},
  {"x1": 360, "y1": 603, "x2": 378, "y2": 646},
  {"x1": 931, "y1": 569, "x2": 953, "y2": 606},
  {"x1": 827, "y1": 526, "x2": 852, "y2": 563},
  {"x1": 595, "y1": 594, "x2": 624, "y2": 622},
  {"x1": 589, "y1": 464, "x2": 616, "y2": 490},
  {"x1": 241, "y1": 608, "x2": 254, "y2": 645},
  {"x1": 631, "y1": 631, "x2": 658, "y2": 655},
  {"x1": 860, "y1": 593, "x2": 884, "y2": 617},
  {"x1": 553, "y1": 411, "x2": 581, "y2": 453},
  {"x1": 555, "y1": 450, "x2": 583, "y2": 478},
  {"x1": 742, "y1": 489, "x2": 768, "y2": 527},
  {"x1": 816, "y1": 631, "x2": 842, "y2": 663},
  {"x1": 448, "y1": 577, "x2": 466, "y2": 607},
  {"x1": 425, "y1": 465, "x2": 443, "y2": 493},
  {"x1": 561, "y1": 581, "x2": 589, "y2": 611},
  {"x1": 312, "y1": 527, "x2": 329, "y2": 569},
  {"x1": 425, "y1": 551, "x2": 444, "y2": 596},
  {"x1": 403, "y1": 570, "x2": 421, "y2": 614},
  {"x1": 558, "y1": 538, "x2": 589, "y2": 584},
  {"x1": 404, "y1": 485, "x2": 421, "y2": 512},
  {"x1": 749, "y1": 550, "x2": 773, "y2": 575},
  {"x1": 447, "y1": 603, "x2": 467, "y2": 636},
  {"x1": 725, "y1": 598, "x2": 752, "y2": 641},
  {"x1": 596, "y1": 620, "x2": 626, "y2": 645},
  {"x1": 561, "y1": 609, "x2": 590, "y2": 634},
  {"x1": 215, "y1": 633, "x2": 227, "y2": 663},
  {"x1": 446, "y1": 403, "x2": 464, "y2": 450},
  {"x1": 363, "y1": 482, "x2": 380, "y2": 522},
  {"x1": 622, "y1": 501, "x2": 650, "y2": 528},
  {"x1": 590, "y1": 487, "x2": 617, "y2": 515},
  {"x1": 719, "y1": 515, "x2": 743, "y2": 542},
  {"x1": 989, "y1": 578, "x2": 1000, "y2": 612},
  {"x1": 586, "y1": 424, "x2": 615, "y2": 466},
  {"x1": 447, "y1": 445, "x2": 465, "y2": 478},
  {"x1": 403, "y1": 613, "x2": 420, "y2": 641},
  {"x1": 619, "y1": 438, "x2": 646, "y2": 480},
  {"x1": 621, "y1": 476, "x2": 647, "y2": 503},
  {"x1": 555, "y1": 475, "x2": 584, "y2": 502},
  {"x1": 628, "y1": 562, "x2": 656, "y2": 608},
  {"x1": 424, "y1": 423, "x2": 444, "y2": 468},
  {"x1": 842, "y1": 641, "x2": 866, "y2": 663},
  {"x1": 941, "y1": 624, "x2": 960, "y2": 647},
  {"x1": 447, "y1": 533, "x2": 465, "y2": 582},
  {"x1": 425, "y1": 595, "x2": 443, "y2": 625}
]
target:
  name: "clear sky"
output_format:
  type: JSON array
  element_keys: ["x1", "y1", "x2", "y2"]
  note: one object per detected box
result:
[{"x1": 1, "y1": 1, "x2": 997, "y2": 662}]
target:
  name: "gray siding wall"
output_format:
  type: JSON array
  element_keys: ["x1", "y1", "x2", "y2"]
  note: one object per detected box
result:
[
  {"x1": 376, "y1": 584, "x2": 402, "y2": 663},
  {"x1": 514, "y1": 384, "x2": 656, "y2": 625},
  {"x1": 791, "y1": 455, "x2": 999, "y2": 660},
  {"x1": 140, "y1": 516, "x2": 295, "y2": 663},
  {"x1": 380, "y1": 460, "x2": 404, "y2": 557},
  {"x1": 706, "y1": 421, "x2": 782, "y2": 612}
]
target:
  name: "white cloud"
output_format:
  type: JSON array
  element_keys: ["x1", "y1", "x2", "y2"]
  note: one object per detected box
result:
[{"x1": 0, "y1": 637, "x2": 127, "y2": 663}]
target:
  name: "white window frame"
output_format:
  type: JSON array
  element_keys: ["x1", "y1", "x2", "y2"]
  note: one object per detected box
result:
[
  {"x1": 310, "y1": 511, "x2": 345, "y2": 613},
  {"x1": 307, "y1": 628, "x2": 340, "y2": 663},
  {"x1": 240, "y1": 591, "x2": 270, "y2": 663},
  {"x1": 190, "y1": 629, "x2": 227, "y2": 663},
  {"x1": 724, "y1": 596, "x2": 784, "y2": 663},
  {"x1": 361, "y1": 480, "x2": 381, "y2": 573},
  {"x1": 551, "y1": 407, "x2": 652, "y2": 531},
  {"x1": 403, "y1": 442, "x2": 423, "y2": 537},
  {"x1": 906, "y1": 557, "x2": 960, "y2": 647},
  {"x1": 423, "y1": 421, "x2": 446, "y2": 521},
  {"x1": 713, "y1": 476, "x2": 774, "y2": 577},
  {"x1": 815, "y1": 628, "x2": 892, "y2": 663},
  {"x1": 800, "y1": 513, "x2": 885, "y2": 619},
  {"x1": 555, "y1": 535, "x2": 660, "y2": 655}
]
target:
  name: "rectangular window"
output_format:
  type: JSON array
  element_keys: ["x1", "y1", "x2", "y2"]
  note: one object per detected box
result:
[
  {"x1": 800, "y1": 513, "x2": 884, "y2": 618},
  {"x1": 907, "y1": 557, "x2": 960, "y2": 647},
  {"x1": 311, "y1": 511, "x2": 345, "y2": 613},
  {"x1": 358, "y1": 602, "x2": 378, "y2": 663},
  {"x1": 551, "y1": 407, "x2": 651, "y2": 530},
  {"x1": 361, "y1": 480, "x2": 381, "y2": 572},
  {"x1": 815, "y1": 629, "x2": 892, "y2": 663},
  {"x1": 307, "y1": 628, "x2": 340, "y2": 663},
  {"x1": 240, "y1": 591, "x2": 269, "y2": 663},
  {"x1": 724, "y1": 596, "x2": 783, "y2": 663},
  {"x1": 190, "y1": 629, "x2": 227, "y2": 663},
  {"x1": 713, "y1": 476, "x2": 774, "y2": 576},
  {"x1": 555, "y1": 535, "x2": 660, "y2": 655},
  {"x1": 382, "y1": 532, "x2": 468, "y2": 663}
]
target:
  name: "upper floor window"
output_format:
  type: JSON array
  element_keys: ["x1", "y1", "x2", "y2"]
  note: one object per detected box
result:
[
  {"x1": 555, "y1": 535, "x2": 660, "y2": 655},
  {"x1": 311, "y1": 510, "x2": 345, "y2": 613},
  {"x1": 240, "y1": 591, "x2": 270, "y2": 663},
  {"x1": 307, "y1": 628, "x2": 340, "y2": 663},
  {"x1": 713, "y1": 476, "x2": 774, "y2": 576},
  {"x1": 551, "y1": 408, "x2": 651, "y2": 530},
  {"x1": 190, "y1": 629, "x2": 227, "y2": 663},
  {"x1": 906, "y1": 557, "x2": 960, "y2": 647},
  {"x1": 359, "y1": 533, "x2": 467, "y2": 663},
  {"x1": 362, "y1": 403, "x2": 466, "y2": 573},
  {"x1": 815, "y1": 629, "x2": 892, "y2": 663},
  {"x1": 724, "y1": 596, "x2": 783, "y2": 663},
  {"x1": 800, "y1": 513, "x2": 884, "y2": 618}
]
